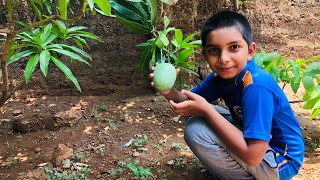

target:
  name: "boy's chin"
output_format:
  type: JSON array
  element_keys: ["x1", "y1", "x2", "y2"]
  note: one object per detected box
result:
[{"x1": 218, "y1": 74, "x2": 237, "y2": 81}]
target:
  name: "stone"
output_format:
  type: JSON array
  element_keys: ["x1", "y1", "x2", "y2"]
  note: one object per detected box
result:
[{"x1": 52, "y1": 144, "x2": 73, "y2": 167}]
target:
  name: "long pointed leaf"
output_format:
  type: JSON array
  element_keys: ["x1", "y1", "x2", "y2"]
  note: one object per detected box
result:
[
  {"x1": 40, "y1": 24, "x2": 52, "y2": 42},
  {"x1": 51, "y1": 56, "x2": 81, "y2": 92},
  {"x1": 59, "y1": 0, "x2": 68, "y2": 19},
  {"x1": 94, "y1": 0, "x2": 112, "y2": 16},
  {"x1": 50, "y1": 48, "x2": 90, "y2": 65},
  {"x1": 25, "y1": 55, "x2": 40, "y2": 83},
  {"x1": 7, "y1": 49, "x2": 36, "y2": 65},
  {"x1": 110, "y1": 0, "x2": 145, "y2": 21},
  {"x1": 58, "y1": 44, "x2": 92, "y2": 60},
  {"x1": 87, "y1": 0, "x2": 94, "y2": 10},
  {"x1": 116, "y1": 15, "x2": 152, "y2": 34},
  {"x1": 146, "y1": 0, "x2": 157, "y2": 26},
  {"x1": 40, "y1": 50, "x2": 50, "y2": 76},
  {"x1": 177, "y1": 49, "x2": 194, "y2": 63}
]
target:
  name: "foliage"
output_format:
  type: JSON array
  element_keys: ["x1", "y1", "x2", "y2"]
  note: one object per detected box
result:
[
  {"x1": 44, "y1": 161, "x2": 92, "y2": 180},
  {"x1": 8, "y1": 22, "x2": 99, "y2": 91},
  {"x1": 109, "y1": 158, "x2": 154, "y2": 179},
  {"x1": 0, "y1": 0, "x2": 112, "y2": 107},
  {"x1": 254, "y1": 51, "x2": 320, "y2": 120},
  {"x1": 110, "y1": 0, "x2": 201, "y2": 89}
]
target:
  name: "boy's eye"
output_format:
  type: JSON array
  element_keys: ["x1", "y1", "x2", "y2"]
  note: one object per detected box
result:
[
  {"x1": 207, "y1": 48, "x2": 219, "y2": 54},
  {"x1": 230, "y1": 45, "x2": 239, "y2": 50}
]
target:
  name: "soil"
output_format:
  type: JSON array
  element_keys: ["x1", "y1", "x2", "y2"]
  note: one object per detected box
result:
[{"x1": 0, "y1": 79, "x2": 319, "y2": 180}]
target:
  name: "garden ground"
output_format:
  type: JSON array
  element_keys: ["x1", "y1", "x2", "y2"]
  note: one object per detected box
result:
[{"x1": 0, "y1": 82, "x2": 319, "y2": 179}]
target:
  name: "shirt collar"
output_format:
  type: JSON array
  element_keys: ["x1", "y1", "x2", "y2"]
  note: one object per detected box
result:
[{"x1": 234, "y1": 58, "x2": 254, "y2": 86}]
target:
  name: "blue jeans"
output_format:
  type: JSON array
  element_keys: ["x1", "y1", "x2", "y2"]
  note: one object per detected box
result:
[{"x1": 184, "y1": 105, "x2": 279, "y2": 180}]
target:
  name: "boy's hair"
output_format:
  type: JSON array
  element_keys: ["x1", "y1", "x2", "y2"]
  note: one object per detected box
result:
[{"x1": 201, "y1": 11, "x2": 253, "y2": 47}]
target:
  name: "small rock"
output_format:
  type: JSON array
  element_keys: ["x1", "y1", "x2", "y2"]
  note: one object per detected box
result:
[
  {"x1": 13, "y1": 110, "x2": 23, "y2": 116},
  {"x1": 167, "y1": 160, "x2": 174, "y2": 165},
  {"x1": 132, "y1": 152, "x2": 141, "y2": 157},
  {"x1": 52, "y1": 144, "x2": 73, "y2": 166},
  {"x1": 62, "y1": 159, "x2": 71, "y2": 169}
]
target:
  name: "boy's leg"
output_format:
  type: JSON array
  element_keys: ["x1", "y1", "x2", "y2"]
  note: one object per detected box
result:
[{"x1": 184, "y1": 112, "x2": 279, "y2": 180}]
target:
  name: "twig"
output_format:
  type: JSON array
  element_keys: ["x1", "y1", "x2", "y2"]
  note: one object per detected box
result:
[{"x1": 289, "y1": 100, "x2": 303, "y2": 103}]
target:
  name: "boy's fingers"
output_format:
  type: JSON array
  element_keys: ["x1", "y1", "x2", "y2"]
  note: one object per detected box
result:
[
  {"x1": 176, "y1": 68, "x2": 181, "y2": 76},
  {"x1": 181, "y1": 90, "x2": 197, "y2": 100},
  {"x1": 148, "y1": 73, "x2": 154, "y2": 79},
  {"x1": 150, "y1": 82, "x2": 154, "y2": 87}
]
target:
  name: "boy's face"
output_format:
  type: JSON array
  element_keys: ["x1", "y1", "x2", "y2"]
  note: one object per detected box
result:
[{"x1": 204, "y1": 27, "x2": 256, "y2": 81}]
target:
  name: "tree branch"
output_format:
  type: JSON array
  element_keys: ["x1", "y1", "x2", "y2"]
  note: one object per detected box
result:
[{"x1": 0, "y1": 28, "x2": 10, "y2": 34}]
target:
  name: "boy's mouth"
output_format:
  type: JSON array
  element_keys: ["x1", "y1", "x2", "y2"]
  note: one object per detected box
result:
[{"x1": 218, "y1": 67, "x2": 233, "y2": 72}]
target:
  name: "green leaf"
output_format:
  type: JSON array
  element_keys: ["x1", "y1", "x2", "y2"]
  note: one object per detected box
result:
[
  {"x1": 94, "y1": 0, "x2": 111, "y2": 16},
  {"x1": 305, "y1": 55, "x2": 320, "y2": 63},
  {"x1": 110, "y1": 0, "x2": 145, "y2": 21},
  {"x1": 7, "y1": 49, "x2": 36, "y2": 65},
  {"x1": 289, "y1": 60, "x2": 301, "y2": 93},
  {"x1": 25, "y1": 55, "x2": 40, "y2": 83},
  {"x1": 179, "y1": 66, "x2": 199, "y2": 76},
  {"x1": 67, "y1": 26, "x2": 87, "y2": 33},
  {"x1": 310, "y1": 108, "x2": 320, "y2": 120},
  {"x1": 159, "y1": 33, "x2": 169, "y2": 47},
  {"x1": 174, "y1": 29, "x2": 183, "y2": 45},
  {"x1": 164, "y1": 16, "x2": 170, "y2": 28},
  {"x1": 146, "y1": 0, "x2": 158, "y2": 26},
  {"x1": 139, "y1": 46, "x2": 152, "y2": 73},
  {"x1": 305, "y1": 62, "x2": 320, "y2": 73},
  {"x1": 87, "y1": 0, "x2": 94, "y2": 10},
  {"x1": 40, "y1": 50, "x2": 50, "y2": 76},
  {"x1": 303, "y1": 97, "x2": 320, "y2": 109},
  {"x1": 52, "y1": 20, "x2": 67, "y2": 32},
  {"x1": 177, "y1": 49, "x2": 194, "y2": 63},
  {"x1": 116, "y1": 15, "x2": 152, "y2": 34},
  {"x1": 40, "y1": 24, "x2": 52, "y2": 42},
  {"x1": 58, "y1": 0, "x2": 68, "y2": 19},
  {"x1": 49, "y1": 49, "x2": 90, "y2": 65},
  {"x1": 58, "y1": 44, "x2": 92, "y2": 60},
  {"x1": 311, "y1": 86, "x2": 320, "y2": 99},
  {"x1": 42, "y1": 34, "x2": 58, "y2": 47},
  {"x1": 302, "y1": 76, "x2": 315, "y2": 91},
  {"x1": 50, "y1": 56, "x2": 81, "y2": 92},
  {"x1": 182, "y1": 33, "x2": 197, "y2": 44}
]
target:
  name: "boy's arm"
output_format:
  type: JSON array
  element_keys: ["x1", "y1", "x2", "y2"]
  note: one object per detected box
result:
[
  {"x1": 171, "y1": 90, "x2": 268, "y2": 166},
  {"x1": 205, "y1": 107, "x2": 268, "y2": 166},
  {"x1": 161, "y1": 87, "x2": 189, "y2": 103}
]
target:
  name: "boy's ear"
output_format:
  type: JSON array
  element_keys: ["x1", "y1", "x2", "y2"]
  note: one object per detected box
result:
[{"x1": 247, "y1": 42, "x2": 256, "y2": 60}]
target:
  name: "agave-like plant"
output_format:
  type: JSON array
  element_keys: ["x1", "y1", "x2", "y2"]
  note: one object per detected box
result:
[{"x1": 7, "y1": 23, "x2": 99, "y2": 91}]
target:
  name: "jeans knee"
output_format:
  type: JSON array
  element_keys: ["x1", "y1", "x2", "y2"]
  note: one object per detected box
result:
[{"x1": 184, "y1": 117, "x2": 213, "y2": 148}]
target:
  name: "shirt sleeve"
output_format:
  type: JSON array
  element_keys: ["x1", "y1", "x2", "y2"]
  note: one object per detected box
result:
[
  {"x1": 241, "y1": 84, "x2": 277, "y2": 142},
  {"x1": 191, "y1": 72, "x2": 222, "y2": 102}
]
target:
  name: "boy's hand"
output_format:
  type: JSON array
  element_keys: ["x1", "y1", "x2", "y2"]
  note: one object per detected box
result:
[
  {"x1": 148, "y1": 64, "x2": 180, "y2": 95},
  {"x1": 169, "y1": 90, "x2": 211, "y2": 117}
]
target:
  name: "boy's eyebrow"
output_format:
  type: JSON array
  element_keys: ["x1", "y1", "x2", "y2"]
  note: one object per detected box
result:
[{"x1": 205, "y1": 40, "x2": 242, "y2": 47}]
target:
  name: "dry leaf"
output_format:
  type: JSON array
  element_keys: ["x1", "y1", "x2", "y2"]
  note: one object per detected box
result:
[{"x1": 83, "y1": 126, "x2": 92, "y2": 134}]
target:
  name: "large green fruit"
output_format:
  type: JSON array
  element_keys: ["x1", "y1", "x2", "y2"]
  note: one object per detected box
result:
[{"x1": 153, "y1": 63, "x2": 176, "y2": 91}]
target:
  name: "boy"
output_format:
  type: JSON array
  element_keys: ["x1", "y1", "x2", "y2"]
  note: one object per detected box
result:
[{"x1": 149, "y1": 11, "x2": 304, "y2": 180}]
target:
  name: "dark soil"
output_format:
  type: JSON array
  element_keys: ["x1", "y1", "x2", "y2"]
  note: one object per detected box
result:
[{"x1": 0, "y1": 81, "x2": 319, "y2": 180}]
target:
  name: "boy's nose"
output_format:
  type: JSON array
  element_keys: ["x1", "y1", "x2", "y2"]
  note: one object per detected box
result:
[{"x1": 219, "y1": 51, "x2": 230, "y2": 64}]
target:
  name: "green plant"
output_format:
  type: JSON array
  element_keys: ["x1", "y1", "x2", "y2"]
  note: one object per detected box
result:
[
  {"x1": 0, "y1": 0, "x2": 112, "y2": 107},
  {"x1": 110, "y1": 0, "x2": 201, "y2": 89},
  {"x1": 8, "y1": 23, "x2": 97, "y2": 91},
  {"x1": 44, "y1": 161, "x2": 92, "y2": 180},
  {"x1": 254, "y1": 51, "x2": 320, "y2": 119},
  {"x1": 127, "y1": 160, "x2": 154, "y2": 179},
  {"x1": 132, "y1": 134, "x2": 148, "y2": 150}
]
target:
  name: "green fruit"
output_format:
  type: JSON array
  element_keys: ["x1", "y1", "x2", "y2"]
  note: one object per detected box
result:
[{"x1": 153, "y1": 63, "x2": 176, "y2": 91}]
